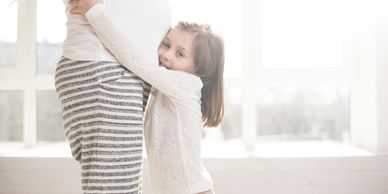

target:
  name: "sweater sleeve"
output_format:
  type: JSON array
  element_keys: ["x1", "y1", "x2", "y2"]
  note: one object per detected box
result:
[{"x1": 85, "y1": 4, "x2": 202, "y2": 99}]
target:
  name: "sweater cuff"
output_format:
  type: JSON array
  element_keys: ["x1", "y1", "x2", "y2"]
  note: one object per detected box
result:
[{"x1": 85, "y1": 3, "x2": 105, "y2": 20}]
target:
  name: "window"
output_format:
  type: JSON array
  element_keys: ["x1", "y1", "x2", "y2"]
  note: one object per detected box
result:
[
  {"x1": 252, "y1": 0, "x2": 355, "y2": 144},
  {"x1": 0, "y1": 91, "x2": 23, "y2": 141},
  {"x1": 260, "y1": 0, "x2": 344, "y2": 68},
  {"x1": 35, "y1": 0, "x2": 66, "y2": 142},
  {"x1": 256, "y1": 86, "x2": 350, "y2": 142},
  {"x1": 37, "y1": 91, "x2": 64, "y2": 142},
  {"x1": 0, "y1": 0, "x2": 66, "y2": 145},
  {"x1": 2, "y1": 0, "x2": 386, "y2": 156},
  {"x1": 37, "y1": 0, "x2": 66, "y2": 75},
  {"x1": 0, "y1": 1, "x2": 20, "y2": 142},
  {"x1": 0, "y1": 0, "x2": 17, "y2": 69},
  {"x1": 254, "y1": 0, "x2": 352, "y2": 142}
]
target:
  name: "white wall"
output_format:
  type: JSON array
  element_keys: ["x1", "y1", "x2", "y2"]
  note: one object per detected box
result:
[
  {"x1": 1, "y1": 157, "x2": 388, "y2": 194},
  {"x1": 376, "y1": 3, "x2": 388, "y2": 154},
  {"x1": 350, "y1": 0, "x2": 388, "y2": 154}
]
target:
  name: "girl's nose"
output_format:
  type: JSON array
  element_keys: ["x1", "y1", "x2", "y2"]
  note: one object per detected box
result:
[{"x1": 161, "y1": 49, "x2": 173, "y2": 61}]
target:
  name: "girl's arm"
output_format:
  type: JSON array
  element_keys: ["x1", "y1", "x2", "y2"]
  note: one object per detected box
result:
[{"x1": 82, "y1": 4, "x2": 201, "y2": 99}]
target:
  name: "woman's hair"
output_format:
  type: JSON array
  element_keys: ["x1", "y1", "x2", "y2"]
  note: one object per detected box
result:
[{"x1": 175, "y1": 21, "x2": 225, "y2": 127}]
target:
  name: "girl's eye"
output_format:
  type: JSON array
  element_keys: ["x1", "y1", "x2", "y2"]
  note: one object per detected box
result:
[
  {"x1": 161, "y1": 42, "x2": 170, "y2": 48},
  {"x1": 177, "y1": 51, "x2": 184, "y2": 57}
]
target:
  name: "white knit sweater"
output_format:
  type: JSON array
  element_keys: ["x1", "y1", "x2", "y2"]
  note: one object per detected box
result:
[{"x1": 85, "y1": 4, "x2": 214, "y2": 194}]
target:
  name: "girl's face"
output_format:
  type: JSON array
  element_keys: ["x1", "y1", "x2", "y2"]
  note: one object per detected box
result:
[{"x1": 158, "y1": 29, "x2": 196, "y2": 74}]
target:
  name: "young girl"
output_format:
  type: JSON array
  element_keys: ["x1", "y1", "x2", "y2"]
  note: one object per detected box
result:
[{"x1": 70, "y1": 0, "x2": 224, "y2": 193}]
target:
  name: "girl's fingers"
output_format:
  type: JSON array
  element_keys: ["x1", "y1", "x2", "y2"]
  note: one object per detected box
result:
[{"x1": 69, "y1": 0, "x2": 77, "y2": 10}]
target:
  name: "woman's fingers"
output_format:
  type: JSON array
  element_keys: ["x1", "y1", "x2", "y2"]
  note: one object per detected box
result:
[
  {"x1": 69, "y1": 8, "x2": 81, "y2": 15},
  {"x1": 68, "y1": 0, "x2": 87, "y2": 15},
  {"x1": 68, "y1": 0, "x2": 79, "y2": 14}
]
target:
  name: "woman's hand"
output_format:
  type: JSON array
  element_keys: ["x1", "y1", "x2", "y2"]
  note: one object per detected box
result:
[{"x1": 69, "y1": 0, "x2": 102, "y2": 15}]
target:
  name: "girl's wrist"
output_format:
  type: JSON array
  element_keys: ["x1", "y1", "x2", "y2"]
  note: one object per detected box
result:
[
  {"x1": 84, "y1": 3, "x2": 105, "y2": 20},
  {"x1": 84, "y1": 0, "x2": 102, "y2": 15},
  {"x1": 69, "y1": 0, "x2": 102, "y2": 16}
]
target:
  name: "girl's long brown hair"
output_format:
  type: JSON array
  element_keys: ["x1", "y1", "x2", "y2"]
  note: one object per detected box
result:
[{"x1": 176, "y1": 22, "x2": 225, "y2": 127}]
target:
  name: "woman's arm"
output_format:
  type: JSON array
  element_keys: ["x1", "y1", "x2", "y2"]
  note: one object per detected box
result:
[{"x1": 70, "y1": 1, "x2": 201, "y2": 99}]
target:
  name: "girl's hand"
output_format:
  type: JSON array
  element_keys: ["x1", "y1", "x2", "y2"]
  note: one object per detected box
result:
[{"x1": 69, "y1": 0, "x2": 102, "y2": 15}]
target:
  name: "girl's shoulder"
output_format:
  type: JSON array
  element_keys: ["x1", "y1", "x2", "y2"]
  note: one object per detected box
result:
[
  {"x1": 167, "y1": 70, "x2": 202, "y2": 99},
  {"x1": 181, "y1": 71, "x2": 203, "y2": 89}
]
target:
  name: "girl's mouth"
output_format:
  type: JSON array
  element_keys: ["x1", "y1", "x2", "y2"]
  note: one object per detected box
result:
[{"x1": 159, "y1": 62, "x2": 169, "y2": 69}]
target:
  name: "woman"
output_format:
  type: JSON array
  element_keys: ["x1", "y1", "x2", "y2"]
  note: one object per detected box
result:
[{"x1": 55, "y1": 0, "x2": 171, "y2": 193}]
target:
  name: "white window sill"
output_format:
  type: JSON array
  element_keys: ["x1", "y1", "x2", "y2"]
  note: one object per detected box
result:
[
  {"x1": 254, "y1": 140, "x2": 373, "y2": 158},
  {"x1": 0, "y1": 142, "x2": 72, "y2": 158},
  {"x1": 0, "y1": 140, "x2": 373, "y2": 158}
]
